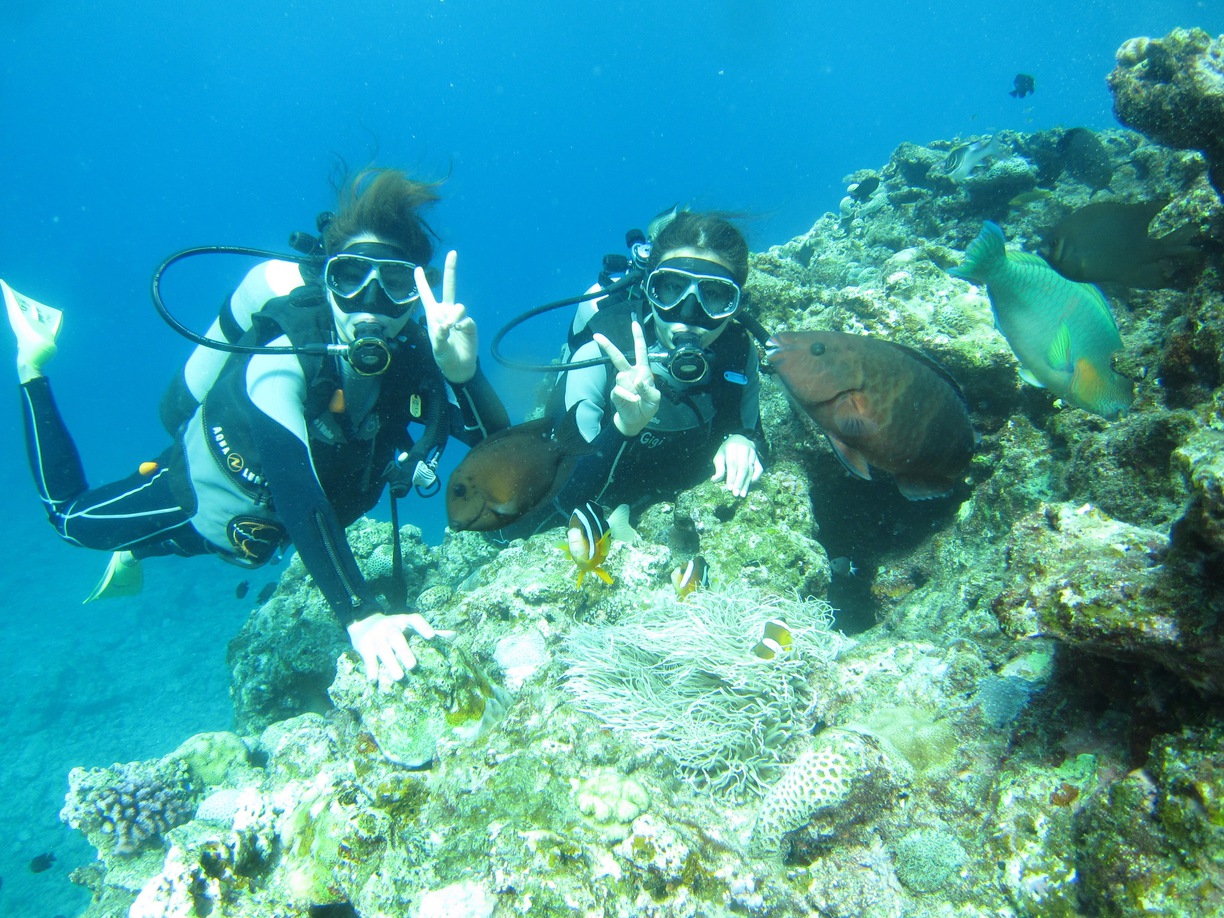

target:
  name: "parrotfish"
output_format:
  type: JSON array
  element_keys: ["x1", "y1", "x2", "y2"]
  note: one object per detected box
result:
[
  {"x1": 447, "y1": 408, "x2": 591, "y2": 532},
  {"x1": 671, "y1": 555, "x2": 710, "y2": 600},
  {"x1": 952, "y1": 221, "x2": 1133, "y2": 419},
  {"x1": 767, "y1": 330, "x2": 976, "y2": 500},
  {"x1": 944, "y1": 136, "x2": 1002, "y2": 182},
  {"x1": 562, "y1": 502, "x2": 636, "y2": 587},
  {"x1": 1058, "y1": 127, "x2": 1113, "y2": 192},
  {"x1": 1043, "y1": 199, "x2": 1203, "y2": 289}
]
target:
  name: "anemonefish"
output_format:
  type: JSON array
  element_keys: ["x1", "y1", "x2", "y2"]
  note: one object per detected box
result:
[
  {"x1": 750, "y1": 619, "x2": 794, "y2": 660},
  {"x1": 562, "y1": 502, "x2": 637, "y2": 587},
  {"x1": 671, "y1": 555, "x2": 710, "y2": 601}
]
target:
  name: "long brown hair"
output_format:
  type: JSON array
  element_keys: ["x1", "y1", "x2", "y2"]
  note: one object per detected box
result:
[
  {"x1": 648, "y1": 209, "x2": 749, "y2": 286},
  {"x1": 324, "y1": 168, "x2": 441, "y2": 264}
]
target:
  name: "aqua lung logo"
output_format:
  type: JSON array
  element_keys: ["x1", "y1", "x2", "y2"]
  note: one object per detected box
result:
[{"x1": 212, "y1": 426, "x2": 266, "y2": 488}]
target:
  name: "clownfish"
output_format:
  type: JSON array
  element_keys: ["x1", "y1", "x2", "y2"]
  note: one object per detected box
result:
[
  {"x1": 562, "y1": 502, "x2": 636, "y2": 587},
  {"x1": 750, "y1": 619, "x2": 793, "y2": 660},
  {"x1": 671, "y1": 555, "x2": 710, "y2": 601}
]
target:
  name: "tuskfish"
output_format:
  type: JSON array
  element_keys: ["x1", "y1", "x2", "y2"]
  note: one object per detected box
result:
[
  {"x1": 952, "y1": 221, "x2": 1133, "y2": 419},
  {"x1": 767, "y1": 330, "x2": 976, "y2": 499}
]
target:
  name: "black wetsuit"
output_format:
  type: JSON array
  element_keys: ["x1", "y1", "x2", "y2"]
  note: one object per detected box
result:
[{"x1": 501, "y1": 308, "x2": 763, "y2": 538}]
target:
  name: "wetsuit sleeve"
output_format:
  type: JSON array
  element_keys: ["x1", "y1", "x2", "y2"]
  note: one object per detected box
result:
[
  {"x1": 245, "y1": 352, "x2": 383, "y2": 627},
  {"x1": 564, "y1": 340, "x2": 616, "y2": 443},
  {"x1": 447, "y1": 361, "x2": 510, "y2": 446}
]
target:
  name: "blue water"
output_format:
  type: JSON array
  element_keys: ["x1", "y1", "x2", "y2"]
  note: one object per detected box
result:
[{"x1": 0, "y1": 1, "x2": 1217, "y2": 913}]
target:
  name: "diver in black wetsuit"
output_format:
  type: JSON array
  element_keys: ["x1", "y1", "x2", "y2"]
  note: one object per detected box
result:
[
  {"x1": 517, "y1": 209, "x2": 765, "y2": 535},
  {"x1": 4, "y1": 168, "x2": 508, "y2": 682}
]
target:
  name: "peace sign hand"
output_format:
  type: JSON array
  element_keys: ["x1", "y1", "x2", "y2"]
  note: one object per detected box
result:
[
  {"x1": 416, "y1": 250, "x2": 477, "y2": 383},
  {"x1": 593, "y1": 319, "x2": 660, "y2": 437}
]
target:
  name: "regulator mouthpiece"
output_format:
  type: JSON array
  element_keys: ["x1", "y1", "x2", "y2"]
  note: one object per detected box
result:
[
  {"x1": 666, "y1": 332, "x2": 711, "y2": 385},
  {"x1": 346, "y1": 322, "x2": 392, "y2": 376}
]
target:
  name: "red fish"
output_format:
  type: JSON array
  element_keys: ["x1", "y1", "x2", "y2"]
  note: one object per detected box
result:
[
  {"x1": 447, "y1": 408, "x2": 591, "y2": 531},
  {"x1": 767, "y1": 331, "x2": 975, "y2": 499}
]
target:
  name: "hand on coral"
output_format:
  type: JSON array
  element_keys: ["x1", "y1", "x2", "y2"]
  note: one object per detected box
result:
[
  {"x1": 417, "y1": 250, "x2": 477, "y2": 383},
  {"x1": 594, "y1": 320, "x2": 659, "y2": 438},
  {"x1": 347, "y1": 612, "x2": 453, "y2": 682},
  {"x1": 711, "y1": 434, "x2": 763, "y2": 498}
]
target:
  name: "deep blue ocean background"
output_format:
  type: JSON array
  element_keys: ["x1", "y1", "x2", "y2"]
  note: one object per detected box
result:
[{"x1": 0, "y1": 1, "x2": 1218, "y2": 913}]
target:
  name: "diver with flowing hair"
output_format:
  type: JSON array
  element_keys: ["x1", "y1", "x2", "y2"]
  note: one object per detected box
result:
[
  {"x1": 5, "y1": 168, "x2": 508, "y2": 682},
  {"x1": 502, "y1": 208, "x2": 765, "y2": 537}
]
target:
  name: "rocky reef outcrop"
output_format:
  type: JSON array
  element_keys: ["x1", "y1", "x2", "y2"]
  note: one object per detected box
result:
[
  {"x1": 1109, "y1": 28, "x2": 1224, "y2": 197},
  {"x1": 59, "y1": 36, "x2": 1224, "y2": 918}
]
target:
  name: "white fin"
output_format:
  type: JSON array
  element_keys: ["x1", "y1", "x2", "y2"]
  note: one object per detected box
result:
[
  {"x1": 606, "y1": 504, "x2": 639, "y2": 544},
  {"x1": 1017, "y1": 367, "x2": 1046, "y2": 388}
]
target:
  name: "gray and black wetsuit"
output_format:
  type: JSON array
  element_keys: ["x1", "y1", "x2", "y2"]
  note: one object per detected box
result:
[{"x1": 19, "y1": 260, "x2": 508, "y2": 625}]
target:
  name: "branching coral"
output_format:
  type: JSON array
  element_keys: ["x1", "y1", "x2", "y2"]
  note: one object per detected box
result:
[
  {"x1": 61, "y1": 758, "x2": 198, "y2": 856},
  {"x1": 562, "y1": 585, "x2": 844, "y2": 796}
]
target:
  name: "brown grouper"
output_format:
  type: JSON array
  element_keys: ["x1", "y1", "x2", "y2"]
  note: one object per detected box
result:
[
  {"x1": 446, "y1": 408, "x2": 591, "y2": 531},
  {"x1": 767, "y1": 330, "x2": 976, "y2": 499}
]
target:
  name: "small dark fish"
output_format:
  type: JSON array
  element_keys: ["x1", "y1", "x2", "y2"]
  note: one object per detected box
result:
[
  {"x1": 256, "y1": 582, "x2": 277, "y2": 604},
  {"x1": 767, "y1": 331, "x2": 976, "y2": 499},
  {"x1": 849, "y1": 176, "x2": 880, "y2": 202},
  {"x1": 829, "y1": 556, "x2": 857, "y2": 577},
  {"x1": 235, "y1": 580, "x2": 250, "y2": 599},
  {"x1": 1058, "y1": 128, "x2": 1113, "y2": 191},
  {"x1": 669, "y1": 514, "x2": 701, "y2": 553},
  {"x1": 447, "y1": 407, "x2": 592, "y2": 532},
  {"x1": 1009, "y1": 73, "x2": 1035, "y2": 98},
  {"x1": 1044, "y1": 199, "x2": 1204, "y2": 289},
  {"x1": 29, "y1": 851, "x2": 55, "y2": 873}
]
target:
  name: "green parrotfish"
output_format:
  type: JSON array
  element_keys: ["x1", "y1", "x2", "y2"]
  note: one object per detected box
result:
[{"x1": 952, "y1": 221, "x2": 1133, "y2": 420}]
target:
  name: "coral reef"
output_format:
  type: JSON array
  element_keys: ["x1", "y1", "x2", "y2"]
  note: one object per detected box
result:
[
  {"x1": 57, "y1": 66, "x2": 1224, "y2": 918},
  {"x1": 61, "y1": 759, "x2": 198, "y2": 858},
  {"x1": 1109, "y1": 28, "x2": 1224, "y2": 197}
]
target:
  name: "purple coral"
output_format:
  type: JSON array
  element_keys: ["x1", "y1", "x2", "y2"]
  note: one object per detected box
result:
[{"x1": 62, "y1": 758, "x2": 198, "y2": 856}]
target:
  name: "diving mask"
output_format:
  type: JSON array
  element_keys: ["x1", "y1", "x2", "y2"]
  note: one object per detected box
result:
[
  {"x1": 644, "y1": 257, "x2": 742, "y2": 324},
  {"x1": 324, "y1": 243, "x2": 420, "y2": 317}
]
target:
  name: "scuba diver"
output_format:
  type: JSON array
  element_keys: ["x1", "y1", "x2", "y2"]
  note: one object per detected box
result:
[
  {"x1": 4, "y1": 168, "x2": 509, "y2": 683},
  {"x1": 499, "y1": 208, "x2": 765, "y2": 536}
]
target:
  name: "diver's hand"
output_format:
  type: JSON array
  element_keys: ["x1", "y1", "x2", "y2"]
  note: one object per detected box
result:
[
  {"x1": 417, "y1": 250, "x2": 477, "y2": 384},
  {"x1": 347, "y1": 611, "x2": 445, "y2": 682},
  {"x1": 711, "y1": 434, "x2": 763, "y2": 498},
  {"x1": 594, "y1": 320, "x2": 660, "y2": 438}
]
